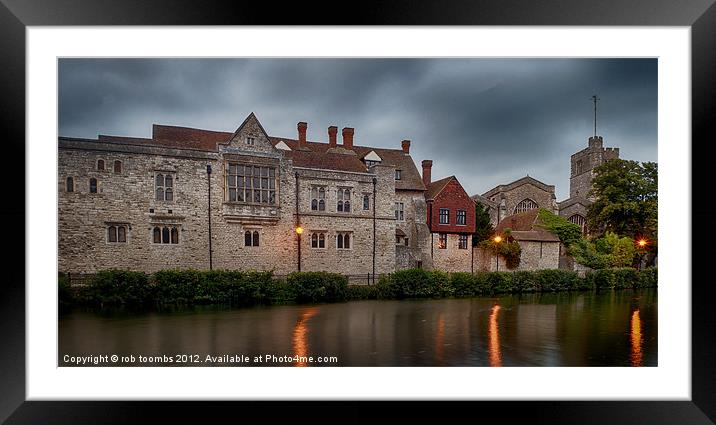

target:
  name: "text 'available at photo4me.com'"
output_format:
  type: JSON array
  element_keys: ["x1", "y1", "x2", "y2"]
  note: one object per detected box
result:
[{"x1": 61, "y1": 353, "x2": 339, "y2": 366}]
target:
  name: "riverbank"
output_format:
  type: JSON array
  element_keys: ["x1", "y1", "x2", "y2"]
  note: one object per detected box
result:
[{"x1": 59, "y1": 267, "x2": 657, "y2": 311}]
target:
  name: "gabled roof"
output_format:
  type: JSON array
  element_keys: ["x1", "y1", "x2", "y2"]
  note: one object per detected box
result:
[
  {"x1": 482, "y1": 175, "x2": 555, "y2": 199},
  {"x1": 424, "y1": 175, "x2": 455, "y2": 200},
  {"x1": 495, "y1": 209, "x2": 560, "y2": 242},
  {"x1": 65, "y1": 114, "x2": 425, "y2": 189},
  {"x1": 558, "y1": 195, "x2": 592, "y2": 209},
  {"x1": 471, "y1": 193, "x2": 497, "y2": 209}
]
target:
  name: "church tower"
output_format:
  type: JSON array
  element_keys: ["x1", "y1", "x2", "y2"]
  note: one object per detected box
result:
[
  {"x1": 569, "y1": 135, "x2": 620, "y2": 200},
  {"x1": 568, "y1": 95, "x2": 620, "y2": 200}
]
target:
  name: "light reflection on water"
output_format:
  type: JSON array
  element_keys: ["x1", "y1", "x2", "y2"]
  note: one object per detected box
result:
[
  {"x1": 488, "y1": 304, "x2": 502, "y2": 367},
  {"x1": 292, "y1": 308, "x2": 317, "y2": 367},
  {"x1": 59, "y1": 289, "x2": 657, "y2": 367},
  {"x1": 630, "y1": 309, "x2": 643, "y2": 367}
]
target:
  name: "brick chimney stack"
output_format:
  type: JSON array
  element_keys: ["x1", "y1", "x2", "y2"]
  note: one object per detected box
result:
[
  {"x1": 422, "y1": 160, "x2": 433, "y2": 187},
  {"x1": 401, "y1": 140, "x2": 411, "y2": 154},
  {"x1": 342, "y1": 127, "x2": 354, "y2": 150},
  {"x1": 328, "y1": 126, "x2": 338, "y2": 148},
  {"x1": 297, "y1": 122, "x2": 308, "y2": 149}
]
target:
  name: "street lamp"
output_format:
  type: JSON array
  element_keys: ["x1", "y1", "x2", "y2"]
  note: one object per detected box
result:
[
  {"x1": 636, "y1": 238, "x2": 648, "y2": 270},
  {"x1": 295, "y1": 226, "x2": 303, "y2": 271},
  {"x1": 493, "y1": 235, "x2": 503, "y2": 271}
]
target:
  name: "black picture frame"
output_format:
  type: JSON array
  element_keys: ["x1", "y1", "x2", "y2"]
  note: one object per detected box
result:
[{"x1": 2, "y1": 1, "x2": 713, "y2": 423}]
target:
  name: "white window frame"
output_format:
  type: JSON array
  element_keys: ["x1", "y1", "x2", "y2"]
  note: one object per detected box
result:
[
  {"x1": 395, "y1": 202, "x2": 405, "y2": 221},
  {"x1": 456, "y1": 209, "x2": 467, "y2": 226},
  {"x1": 439, "y1": 208, "x2": 449, "y2": 224},
  {"x1": 336, "y1": 232, "x2": 352, "y2": 250}
]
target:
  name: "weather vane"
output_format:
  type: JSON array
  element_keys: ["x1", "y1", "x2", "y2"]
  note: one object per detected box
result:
[{"x1": 591, "y1": 95, "x2": 600, "y2": 137}]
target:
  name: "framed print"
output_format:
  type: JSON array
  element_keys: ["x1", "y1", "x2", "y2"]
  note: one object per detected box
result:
[{"x1": 2, "y1": 0, "x2": 715, "y2": 423}]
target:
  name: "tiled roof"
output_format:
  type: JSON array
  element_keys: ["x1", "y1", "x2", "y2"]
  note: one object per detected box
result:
[
  {"x1": 424, "y1": 175, "x2": 455, "y2": 200},
  {"x1": 558, "y1": 195, "x2": 592, "y2": 209},
  {"x1": 482, "y1": 175, "x2": 555, "y2": 198},
  {"x1": 495, "y1": 209, "x2": 560, "y2": 242},
  {"x1": 76, "y1": 122, "x2": 426, "y2": 190}
]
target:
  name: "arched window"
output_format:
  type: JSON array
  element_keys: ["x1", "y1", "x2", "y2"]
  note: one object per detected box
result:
[
  {"x1": 245, "y1": 230, "x2": 260, "y2": 247},
  {"x1": 153, "y1": 227, "x2": 161, "y2": 243},
  {"x1": 309, "y1": 187, "x2": 327, "y2": 211},
  {"x1": 108, "y1": 226, "x2": 117, "y2": 242},
  {"x1": 97, "y1": 159, "x2": 105, "y2": 171},
  {"x1": 170, "y1": 227, "x2": 178, "y2": 244},
  {"x1": 569, "y1": 214, "x2": 587, "y2": 233},
  {"x1": 514, "y1": 198, "x2": 538, "y2": 214},
  {"x1": 107, "y1": 225, "x2": 128, "y2": 243},
  {"x1": 337, "y1": 232, "x2": 351, "y2": 250},
  {"x1": 89, "y1": 178, "x2": 97, "y2": 193},
  {"x1": 363, "y1": 194, "x2": 370, "y2": 210},
  {"x1": 576, "y1": 159, "x2": 584, "y2": 174},
  {"x1": 311, "y1": 233, "x2": 318, "y2": 247},
  {"x1": 162, "y1": 227, "x2": 170, "y2": 243},
  {"x1": 66, "y1": 177, "x2": 74, "y2": 192},
  {"x1": 114, "y1": 160, "x2": 122, "y2": 173},
  {"x1": 253, "y1": 231, "x2": 260, "y2": 247},
  {"x1": 117, "y1": 226, "x2": 127, "y2": 243},
  {"x1": 245, "y1": 231, "x2": 252, "y2": 247},
  {"x1": 155, "y1": 173, "x2": 176, "y2": 202},
  {"x1": 337, "y1": 188, "x2": 351, "y2": 213}
]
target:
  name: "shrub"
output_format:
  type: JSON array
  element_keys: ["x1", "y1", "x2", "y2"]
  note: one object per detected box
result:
[
  {"x1": 346, "y1": 285, "x2": 379, "y2": 300},
  {"x1": 430, "y1": 270, "x2": 453, "y2": 298},
  {"x1": 511, "y1": 271, "x2": 540, "y2": 293},
  {"x1": 485, "y1": 272, "x2": 514, "y2": 294},
  {"x1": 450, "y1": 272, "x2": 478, "y2": 297},
  {"x1": 84, "y1": 270, "x2": 151, "y2": 305},
  {"x1": 287, "y1": 272, "x2": 348, "y2": 303},
  {"x1": 381, "y1": 269, "x2": 436, "y2": 299},
  {"x1": 637, "y1": 267, "x2": 658, "y2": 288}
]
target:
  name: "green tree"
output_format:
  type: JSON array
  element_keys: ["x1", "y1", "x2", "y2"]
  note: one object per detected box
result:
[
  {"x1": 537, "y1": 208, "x2": 583, "y2": 247},
  {"x1": 587, "y1": 159, "x2": 658, "y2": 240},
  {"x1": 472, "y1": 201, "x2": 495, "y2": 247}
]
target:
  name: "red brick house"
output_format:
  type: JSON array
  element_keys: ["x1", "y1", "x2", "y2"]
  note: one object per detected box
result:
[{"x1": 422, "y1": 160, "x2": 476, "y2": 271}]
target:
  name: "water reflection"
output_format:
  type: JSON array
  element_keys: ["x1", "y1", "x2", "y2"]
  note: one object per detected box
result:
[
  {"x1": 59, "y1": 289, "x2": 657, "y2": 367},
  {"x1": 630, "y1": 309, "x2": 643, "y2": 367},
  {"x1": 435, "y1": 314, "x2": 445, "y2": 365},
  {"x1": 488, "y1": 304, "x2": 502, "y2": 367},
  {"x1": 292, "y1": 307, "x2": 318, "y2": 367}
]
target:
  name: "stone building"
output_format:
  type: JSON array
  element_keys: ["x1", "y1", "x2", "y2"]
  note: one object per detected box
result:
[
  {"x1": 493, "y1": 209, "x2": 561, "y2": 271},
  {"x1": 479, "y1": 176, "x2": 558, "y2": 224},
  {"x1": 58, "y1": 113, "x2": 425, "y2": 276},
  {"x1": 557, "y1": 135, "x2": 620, "y2": 232},
  {"x1": 422, "y1": 162, "x2": 477, "y2": 273}
]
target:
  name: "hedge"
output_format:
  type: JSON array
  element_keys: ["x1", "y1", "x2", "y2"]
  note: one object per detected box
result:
[
  {"x1": 61, "y1": 267, "x2": 657, "y2": 309},
  {"x1": 377, "y1": 267, "x2": 657, "y2": 298}
]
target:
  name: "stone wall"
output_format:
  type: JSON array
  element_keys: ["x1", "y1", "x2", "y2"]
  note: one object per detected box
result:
[
  {"x1": 486, "y1": 181, "x2": 557, "y2": 222},
  {"x1": 431, "y1": 233, "x2": 472, "y2": 272},
  {"x1": 59, "y1": 136, "x2": 397, "y2": 275},
  {"x1": 395, "y1": 190, "x2": 432, "y2": 270}
]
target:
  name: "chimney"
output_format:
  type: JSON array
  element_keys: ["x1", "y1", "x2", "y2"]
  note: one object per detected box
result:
[
  {"x1": 422, "y1": 160, "x2": 433, "y2": 187},
  {"x1": 328, "y1": 126, "x2": 338, "y2": 148},
  {"x1": 401, "y1": 139, "x2": 411, "y2": 154},
  {"x1": 342, "y1": 127, "x2": 354, "y2": 150},
  {"x1": 297, "y1": 122, "x2": 307, "y2": 149}
]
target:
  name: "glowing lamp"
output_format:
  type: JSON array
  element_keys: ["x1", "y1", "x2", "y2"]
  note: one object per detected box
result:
[
  {"x1": 295, "y1": 226, "x2": 304, "y2": 235},
  {"x1": 638, "y1": 239, "x2": 647, "y2": 247},
  {"x1": 493, "y1": 235, "x2": 502, "y2": 243}
]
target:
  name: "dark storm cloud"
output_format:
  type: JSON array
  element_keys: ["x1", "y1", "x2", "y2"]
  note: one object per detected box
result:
[{"x1": 59, "y1": 58, "x2": 657, "y2": 200}]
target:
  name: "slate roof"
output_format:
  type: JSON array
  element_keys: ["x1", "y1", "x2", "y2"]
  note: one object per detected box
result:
[
  {"x1": 494, "y1": 209, "x2": 560, "y2": 242},
  {"x1": 70, "y1": 120, "x2": 426, "y2": 191}
]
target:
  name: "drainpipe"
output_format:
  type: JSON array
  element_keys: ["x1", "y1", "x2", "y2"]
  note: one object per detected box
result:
[
  {"x1": 295, "y1": 172, "x2": 301, "y2": 272},
  {"x1": 206, "y1": 164, "x2": 213, "y2": 270},
  {"x1": 372, "y1": 177, "x2": 377, "y2": 284}
]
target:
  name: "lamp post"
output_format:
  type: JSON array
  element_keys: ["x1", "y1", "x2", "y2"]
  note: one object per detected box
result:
[
  {"x1": 295, "y1": 225, "x2": 304, "y2": 272},
  {"x1": 493, "y1": 235, "x2": 502, "y2": 272},
  {"x1": 636, "y1": 238, "x2": 648, "y2": 270}
]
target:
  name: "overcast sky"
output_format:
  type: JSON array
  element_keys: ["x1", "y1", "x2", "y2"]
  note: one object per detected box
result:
[{"x1": 59, "y1": 58, "x2": 657, "y2": 200}]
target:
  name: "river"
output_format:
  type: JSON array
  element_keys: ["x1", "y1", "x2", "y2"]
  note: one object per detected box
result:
[{"x1": 59, "y1": 288, "x2": 656, "y2": 366}]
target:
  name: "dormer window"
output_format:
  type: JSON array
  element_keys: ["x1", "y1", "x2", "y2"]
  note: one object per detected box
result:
[
  {"x1": 363, "y1": 150, "x2": 382, "y2": 168},
  {"x1": 246, "y1": 137, "x2": 255, "y2": 146}
]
